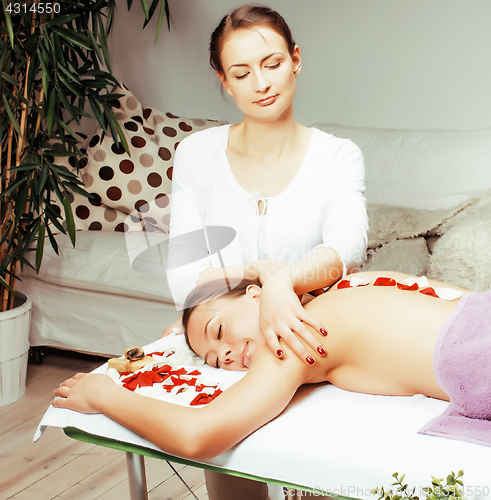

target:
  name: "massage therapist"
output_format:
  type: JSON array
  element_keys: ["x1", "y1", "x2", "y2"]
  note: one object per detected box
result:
[{"x1": 165, "y1": 3, "x2": 368, "y2": 367}]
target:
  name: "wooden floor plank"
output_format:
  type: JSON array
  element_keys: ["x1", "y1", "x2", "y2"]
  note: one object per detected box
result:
[
  {"x1": 0, "y1": 435, "x2": 95, "y2": 497},
  {"x1": 0, "y1": 427, "x2": 74, "y2": 481},
  {"x1": 183, "y1": 482, "x2": 209, "y2": 500},
  {"x1": 149, "y1": 466, "x2": 207, "y2": 500}
]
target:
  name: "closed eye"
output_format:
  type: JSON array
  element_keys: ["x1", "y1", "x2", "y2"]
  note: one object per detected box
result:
[
  {"x1": 217, "y1": 324, "x2": 222, "y2": 340},
  {"x1": 235, "y1": 73, "x2": 249, "y2": 80},
  {"x1": 266, "y1": 62, "x2": 280, "y2": 69}
]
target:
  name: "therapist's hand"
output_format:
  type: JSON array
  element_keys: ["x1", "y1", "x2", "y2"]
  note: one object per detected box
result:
[{"x1": 258, "y1": 276, "x2": 328, "y2": 366}]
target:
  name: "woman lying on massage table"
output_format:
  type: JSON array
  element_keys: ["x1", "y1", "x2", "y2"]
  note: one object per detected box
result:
[{"x1": 53, "y1": 270, "x2": 491, "y2": 460}]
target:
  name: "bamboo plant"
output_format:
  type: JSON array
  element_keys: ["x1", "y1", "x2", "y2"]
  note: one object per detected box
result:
[{"x1": 0, "y1": 0, "x2": 170, "y2": 312}]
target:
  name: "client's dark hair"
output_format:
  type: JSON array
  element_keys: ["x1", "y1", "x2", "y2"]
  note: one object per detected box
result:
[{"x1": 182, "y1": 277, "x2": 261, "y2": 353}]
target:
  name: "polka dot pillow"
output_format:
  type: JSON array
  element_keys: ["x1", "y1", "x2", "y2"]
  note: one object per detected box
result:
[
  {"x1": 48, "y1": 140, "x2": 128, "y2": 233},
  {"x1": 83, "y1": 84, "x2": 228, "y2": 223}
]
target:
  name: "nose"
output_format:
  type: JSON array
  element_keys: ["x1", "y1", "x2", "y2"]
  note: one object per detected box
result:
[
  {"x1": 253, "y1": 70, "x2": 271, "y2": 93},
  {"x1": 218, "y1": 346, "x2": 233, "y2": 364}
]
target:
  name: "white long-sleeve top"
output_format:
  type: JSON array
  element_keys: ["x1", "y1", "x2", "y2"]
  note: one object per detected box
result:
[{"x1": 167, "y1": 125, "x2": 368, "y2": 306}]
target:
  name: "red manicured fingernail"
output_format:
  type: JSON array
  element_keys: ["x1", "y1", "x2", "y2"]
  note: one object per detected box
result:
[
  {"x1": 306, "y1": 355, "x2": 315, "y2": 365},
  {"x1": 320, "y1": 327, "x2": 327, "y2": 336},
  {"x1": 317, "y1": 345, "x2": 326, "y2": 356},
  {"x1": 277, "y1": 349, "x2": 284, "y2": 357}
]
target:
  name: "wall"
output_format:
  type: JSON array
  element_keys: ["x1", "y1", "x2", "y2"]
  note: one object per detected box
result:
[{"x1": 108, "y1": 0, "x2": 491, "y2": 130}]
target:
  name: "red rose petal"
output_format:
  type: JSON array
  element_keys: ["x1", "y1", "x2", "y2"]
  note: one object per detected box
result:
[
  {"x1": 171, "y1": 376, "x2": 189, "y2": 386},
  {"x1": 337, "y1": 280, "x2": 352, "y2": 289},
  {"x1": 156, "y1": 365, "x2": 172, "y2": 374},
  {"x1": 397, "y1": 282, "x2": 419, "y2": 291},
  {"x1": 190, "y1": 389, "x2": 223, "y2": 406},
  {"x1": 187, "y1": 370, "x2": 201, "y2": 376},
  {"x1": 170, "y1": 367, "x2": 187, "y2": 376},
  {"x1": 373, "y1": 277, "x2": 396, "y2": 287},
  {"x1": 148, "y1": 351, "x2": 166, "y2": 357},
  {"x1": 419, "y1": 287, "x2": 439, "y2": 298}
]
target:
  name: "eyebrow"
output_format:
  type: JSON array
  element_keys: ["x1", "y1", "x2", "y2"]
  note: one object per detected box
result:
[{"x1": 227, "y1": 52, "x2": 282, "y2": 72}]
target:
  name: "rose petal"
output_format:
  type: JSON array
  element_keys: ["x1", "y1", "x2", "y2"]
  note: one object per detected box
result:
[
  {"x1": 397, "y1": 282, "x2": 419, "y2": 291},
  {"x1": 337, "y1": 280, "x2": 352, "y2": 289},
  {"x1": 419, "y1": 287, "x2": 439, "y2": 298},
  {"x1": 190, "y1": 389, "x2": 223, "y2": 406},
  {"x1": 373, "y1": 277, "x2": 397, "y2": 287}
]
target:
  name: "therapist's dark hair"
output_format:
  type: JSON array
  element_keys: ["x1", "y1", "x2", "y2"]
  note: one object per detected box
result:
[
  {"x1": 182, "y1": 277, "x2": 261, "y2": 353},
  {"x1": 209, "y1": 3, "x2": 296, "y2": 75}
]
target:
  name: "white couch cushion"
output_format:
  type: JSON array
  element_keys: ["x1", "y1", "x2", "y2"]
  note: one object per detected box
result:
[
  {"x1": 312, "y1": 123, "x2": 491, "y2": 209},
  {"x1": 20, "y1": 231, "x2": 173, "y2": 301}
]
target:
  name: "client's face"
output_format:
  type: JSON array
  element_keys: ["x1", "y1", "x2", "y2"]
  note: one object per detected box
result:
[{"x1": 187, "y1": 286, "x2": 265, "y2": 371}]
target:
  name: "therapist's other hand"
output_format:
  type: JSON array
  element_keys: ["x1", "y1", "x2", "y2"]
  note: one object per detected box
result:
[
  {"x1": 52, "y1": 373, "x2": 117, "y2": 414},
  {"x1": 161, "y1": 316, "x2": 184, "y2": 338},
  {"x1": 258, "y1": 277, "x2": 328, "y2": 366}
]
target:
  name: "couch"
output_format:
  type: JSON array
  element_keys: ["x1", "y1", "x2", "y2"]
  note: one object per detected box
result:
[{"x1": 19, "y1": 86, "x2": 491, "y2": 357}]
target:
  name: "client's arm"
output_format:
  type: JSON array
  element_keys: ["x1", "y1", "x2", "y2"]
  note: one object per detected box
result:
[{"x1": 53, "y1": 343, "x2": 309, "y2": 461}]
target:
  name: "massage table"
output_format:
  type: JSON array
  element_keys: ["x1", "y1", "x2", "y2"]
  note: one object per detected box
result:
[{"x1": 35, "y1": 336, "x2": 491, "y2": 500}]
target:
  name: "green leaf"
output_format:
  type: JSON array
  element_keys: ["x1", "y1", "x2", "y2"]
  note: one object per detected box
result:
[
  {"x1": 55, "y1": 28, "x2": 93, "y2": 51},
  {"x1": 38, "y1": 48, "x2": 49, "y2": 97},
  {"x1": 35, "y1": 223, "x2": 45, "y2": 272},
  {"x1": 155, "y1": 0, "x2": 166, "y2": 43},
  {"x1": 46, "y1": 87, "x2": 56, "y2": 135},
  {"x1": 8, "y1": 163, "x2": 38, "y2": 172},
  {"x1": 1, "y1": 0, "x2": 15, "y2": 48},
  {"x1": 0, "y1": 175, "x2": 25, "y2": 199},
  {"x1": 97, "y1": 14, "x2": 112, "y2": 72},
  {"x1": 0, "y1": 274, "x2": 15, "y2": 295},
  {"x1": 54, "y1": 116, "x2": 79, "y2": 140},
  {"x1": 57, "y1": 71, "x2": 84, "y2": 99},
  {"x1": 446, "y1": 476, "x2": 456, "y2": 486},
  {"x1": 1, "y1": 71, "x2": 19, "y2": 86},
  {"x1": 88, "y1": 31, "x2": 103, "y2": 64},
  {"x1": 62, "y1": 196, "x2": 76, "y2": 247},
  {"x1": 63, "y1": 183, "x2": 90, "y2": 198},
  {"x1": 45, "y1": 224, "x2": 60, "y2": 255},
  {"x1": 47, "y1": 13, "x2": 80, "y2": 27},
  {"x1": 87, "y1": 94, "x2": 104, "y2": 127},
  {"x1": 2, "y1": 94, "x2": 22, "y2": 138},
  {"x1": 140, "y1": 0, "x2": 149, "y2": 19},
  {"x1": 106, "y1": 106, "x2": 130, "y2": 155},
  {"x1": 56, "y1": 84, "x2": 78, "y2": 121}
]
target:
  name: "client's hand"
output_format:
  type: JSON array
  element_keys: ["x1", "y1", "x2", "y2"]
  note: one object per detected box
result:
[
  {"x1": 259, "y1": 278, "x2": 327, "y2": 366},
  {"x1": 161, "y1": 316, "x2": 183, "y2": 338},
  {"x1": 52, "y1": 373, "x2": 117, "y2": 414}
]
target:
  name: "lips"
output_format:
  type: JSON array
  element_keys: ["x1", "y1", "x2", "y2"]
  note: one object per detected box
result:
[{"x1": 254, "y1": 94, "x2": 278, "y2": 107}]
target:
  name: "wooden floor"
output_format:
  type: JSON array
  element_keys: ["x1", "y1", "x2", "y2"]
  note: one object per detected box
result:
[{"x1": 0, "y1": 348, "x2": 208, "y2": 500}]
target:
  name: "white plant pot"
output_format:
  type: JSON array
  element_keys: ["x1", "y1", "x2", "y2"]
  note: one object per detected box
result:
[{"x1": 0, "y1": 293, "x2": 32, "y2": 407}]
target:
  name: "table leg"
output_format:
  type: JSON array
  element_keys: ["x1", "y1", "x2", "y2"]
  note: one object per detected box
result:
[{"x1": 126, "y1": 452, "x2": 148, "y2": 500}]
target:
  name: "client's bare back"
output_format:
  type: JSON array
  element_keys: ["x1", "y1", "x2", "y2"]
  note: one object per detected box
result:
[{"x1": 304, "y1": 271, "x2": 465, "y2": 400}]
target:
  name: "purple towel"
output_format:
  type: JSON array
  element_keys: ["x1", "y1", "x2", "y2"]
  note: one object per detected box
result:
[{"x1": 419, "y1": 291, "x2": 491, "y2": 446}]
